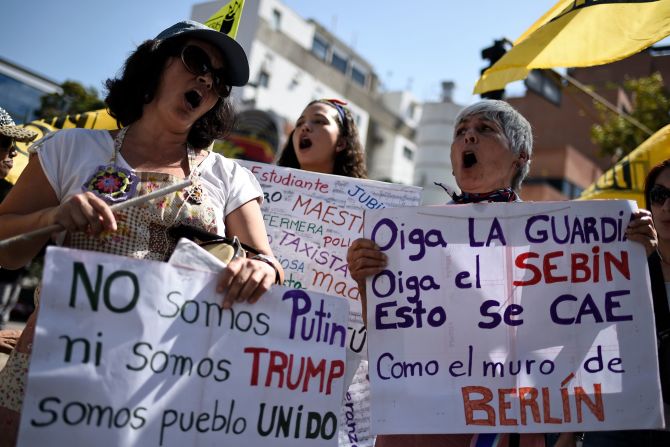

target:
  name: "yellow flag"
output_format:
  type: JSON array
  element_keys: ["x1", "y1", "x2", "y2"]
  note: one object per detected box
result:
[
  {"x1": 474, "y1": 0, "x2": 670, "y2": 94},
  {"x1": 6, "y1": 109, "x2": 119, "y2": 184},
  {"x1": 204, "y1": 0, "x2": 245, "y2": 39},
  {"x1": 579, "y1": 124, "x2": 670, "y2": 208}
]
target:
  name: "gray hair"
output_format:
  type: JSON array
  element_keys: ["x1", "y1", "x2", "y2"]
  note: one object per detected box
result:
[{"x1": 454, "y1": 99, "x2": 533, "y2": 191}]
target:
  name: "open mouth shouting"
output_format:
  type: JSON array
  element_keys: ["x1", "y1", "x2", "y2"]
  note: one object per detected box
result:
[
  {"x1": 184, "y1": 90, "x2": 203, "y2": 109},
  {"x1": 298, "y1": 137, "x2": 312, "y2": 150},
  {"x1": 463, "y1": 151, "x2": 477, "y2": 168}
]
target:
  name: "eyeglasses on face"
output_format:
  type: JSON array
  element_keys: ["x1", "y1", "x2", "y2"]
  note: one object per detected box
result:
[
  {"x1": 180, "y1": 45, "x2": 231, "y2": 97},
  {"x1": 650, "y1": 184, "x2": 670, "y2": 206},
  {"x1": 0, "y1": 136, "x2": 16, "y2": 153}
]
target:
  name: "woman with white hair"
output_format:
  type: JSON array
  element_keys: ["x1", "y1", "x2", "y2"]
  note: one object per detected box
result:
[
  {"x1": 347, "y1": 99, "x2": 654, "y2": 447},
  {"x1": 349, "y1": 99, "x2": 535, "y2": 303},
  {"x1": 449, "y1": 99, "x2": 532, "y2": 197}
]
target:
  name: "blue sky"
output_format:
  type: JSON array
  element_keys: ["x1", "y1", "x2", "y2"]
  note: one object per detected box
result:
[{"x1": 1, "y1": 1, "x2": 565, "y2": 105}]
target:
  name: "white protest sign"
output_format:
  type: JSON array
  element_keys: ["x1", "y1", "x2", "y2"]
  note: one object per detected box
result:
[
  {"x1": 18, "y1": 247, "x2": 348, "y2": 447},
  {"x1": 237, "y1": 161, "x2": 422, "y2": 301},
  {"x1": 364, "y1": 200, "x2": 663, "y2": 434},
  {"x1": 237, "y1": 161, "x2": 422, "y2": 447},
  {"x1": 338, "y1": 358, "x2": 374, "y2": 446}
]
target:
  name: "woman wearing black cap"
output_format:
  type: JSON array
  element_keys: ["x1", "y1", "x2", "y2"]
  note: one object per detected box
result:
[{"x1": 0, "y1": 20, "x2": 283, "y2": 444}]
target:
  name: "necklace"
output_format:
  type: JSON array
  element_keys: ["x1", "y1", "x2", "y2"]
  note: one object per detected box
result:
[
  {"x1": 81, "y1": 126, "x2": 138, "y2": 203},
  {"x1": 185, "y1": 146, "x2": 204, "y2": 205},
  {"x1": 82, "y1": 126, "x2": 205, "y2": 205}
]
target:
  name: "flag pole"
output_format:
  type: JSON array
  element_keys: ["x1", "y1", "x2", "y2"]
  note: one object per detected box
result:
[
  {"x1": 555, "y1": 70, "x2": 654, "y2": 136},
  {"x1": 0, "y1": 180, "x2": 192, "y2": 249},
  {"x1": 479, "y1": 37, "x2": 654, "y2": 137}
]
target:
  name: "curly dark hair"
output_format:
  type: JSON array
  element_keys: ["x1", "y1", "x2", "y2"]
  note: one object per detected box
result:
[
  {"x1": 644, "y1": 159, "x2": 670, "y2": 211},
  {"x1": 104, "y1": 36, "x2": 235, "y2": 149},
  {"x1": 277, "y1": 100, "x2": 367, "y2": 178}
]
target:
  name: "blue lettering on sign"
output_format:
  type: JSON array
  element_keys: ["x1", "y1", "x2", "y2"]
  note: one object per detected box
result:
[{"x1": 347, "y1": 185, "x2": 387, "y2": 210}]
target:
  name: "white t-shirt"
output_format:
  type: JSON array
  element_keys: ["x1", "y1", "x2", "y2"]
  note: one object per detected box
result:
[{"x1": 35, "y1": 128, "x2": 263, "y2": 236}]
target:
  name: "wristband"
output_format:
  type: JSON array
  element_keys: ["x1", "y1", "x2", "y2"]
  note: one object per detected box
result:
[{"x1": 251, "y1": 254, "x2": 281, "y2": 285}]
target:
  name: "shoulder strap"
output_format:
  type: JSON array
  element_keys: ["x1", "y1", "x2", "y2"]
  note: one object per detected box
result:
[{"x1": 168, "y1": 224, "x2": 261, "y2": 256}]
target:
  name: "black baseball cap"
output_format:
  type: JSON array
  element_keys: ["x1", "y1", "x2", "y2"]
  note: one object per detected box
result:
[{"x1": 155, "y1": 20, "x2": 249, "y2": 87}]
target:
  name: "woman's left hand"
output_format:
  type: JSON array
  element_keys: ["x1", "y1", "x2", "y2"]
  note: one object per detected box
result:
[
  {"x1": 626, "y1": 209, "x2": 657, "y2": 256},
  {"x1": 0, "y1": 329, "x2": 21, "y2": 354},
  {"x1": 217, "y1": 257, "x2": 276, "y2": 309}
]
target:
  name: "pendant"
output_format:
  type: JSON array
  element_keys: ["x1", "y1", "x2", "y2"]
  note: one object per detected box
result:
[
  {"x1": 186, "y1": 181, "x2": 204, "y2": 205},
  {"x1": 82, "y1": 164, "x2": 138, "y2": 203}
]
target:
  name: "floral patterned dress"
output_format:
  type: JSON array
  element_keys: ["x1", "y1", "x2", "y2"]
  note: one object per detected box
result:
[{"x1": 0, "y1": 128, "x2": 225, "y2": 445}]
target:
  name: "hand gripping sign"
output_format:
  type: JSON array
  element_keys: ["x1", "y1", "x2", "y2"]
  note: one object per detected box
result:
[
  {"x1": 18, "y1": 247, "x2": 348, "y2": 447},
  {"x1": 364, "y1": 200, "x2": 663, "y2": 435}
]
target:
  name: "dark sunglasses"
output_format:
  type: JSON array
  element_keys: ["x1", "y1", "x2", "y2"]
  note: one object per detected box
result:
[
  {"x1": 180, "y1": 45, "x2": 231, "y2": 97},
  {"x1": 0, "y1": 135, "x2": 15, "y2": 152},
  {"x1": 650, "y1": 184, "x2": 670, "y2": 206}
]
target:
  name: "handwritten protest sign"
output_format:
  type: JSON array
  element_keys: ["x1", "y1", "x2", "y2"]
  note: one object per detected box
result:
[
  {"x1": 237, "y1": 161, "x2": 422, "y2": 447},
  {"x1": 18, "y1": 247, "x2": 348, "y2": 447},
  {"x1": 364, "y1": 200, "x2": 663, "y2": 434},
  {"x1": 338, "y1": 357, "x2": 374, "y2": 446},
  {"x1": 335, "y1": 298, "x2": 373, "y2": 447},
  {"x1": 237, "y1": 161, "x2": 422, "y2": 301},
  {"x1": 237, "y1": 161, "x2": 421, "y2": 364}
]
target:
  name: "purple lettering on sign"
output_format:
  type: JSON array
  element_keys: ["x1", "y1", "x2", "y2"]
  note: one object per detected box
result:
[
  {"x1": 371, "y1": 218, "x2": 447, "y2": 261},
  {"x1": 282, "y1": 290, "x2": 346, "y2": 347},
  {"x1": 468, "y1": 217, "x2": 507, "y2": 247},
  {"x1": 524, "y1": 213, "x2": 626, "y2": 244}
]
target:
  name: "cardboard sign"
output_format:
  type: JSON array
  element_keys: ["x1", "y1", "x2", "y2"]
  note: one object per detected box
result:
[
  {"x1": 237, "y1": 161, "x2": 422, "y2": 301},
  {"x1": 237, "y1": 161, "x2": 422, "y2": 447},
  {"x1": 364, "y1": 201, "x2": 663, "y2": 434},
  {"x1": 18, "y1": 247, "x2": 348, "y2": 446}
]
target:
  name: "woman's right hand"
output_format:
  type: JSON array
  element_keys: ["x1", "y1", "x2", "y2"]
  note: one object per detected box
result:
[
  {"x1": 49, "y1": 192, "x2": 117, "y2": 235},
  {"x1": 347, "y1": 238, "x2": 388, "y2": 326},
  {"x1": 347, "y1": 238, "x2": 388, "y2": 284}
]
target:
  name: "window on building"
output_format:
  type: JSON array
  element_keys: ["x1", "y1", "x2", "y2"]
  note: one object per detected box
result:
[
  {"x1": 548, "y1": 179, "x2": 583, "y2": 199},
  {"x1": 407, "y1": 102, "x2": 417, "y2": 120},
  {"x1": 351, "y1": 64, "x2": 367, "y2": 87},
  {"x1": 311, "y1": 35, "x2": 329, "y2": 61},
  {"x1": 347, "y1": 110, "x2": 361, "y2": 128},
  {"x1": 0, "y1": 73, "x2": 48, "y2": 123},
  {"x1": 257, "y1": 70, "x2": 270, "y2": 88},
  {"x1": 403, "y1": 146, "x2": 414, "y2": 161},
  {"x1": 528, "y1": 178, "x2": 584, "y2": 200},
  {"x1": 331, "y1": 48, "x2": 348, "y2": 74},
  {"x1": 271, "y1": 9, "x2": 282, "y2": 30}
]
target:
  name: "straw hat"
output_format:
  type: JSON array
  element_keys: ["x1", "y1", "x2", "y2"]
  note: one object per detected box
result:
[{"x1": 0, "y1": 107, "x2": 38, "y2": 142}]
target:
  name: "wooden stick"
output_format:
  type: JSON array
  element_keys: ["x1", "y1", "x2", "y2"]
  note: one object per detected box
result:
[{"x1": 0, "y1": 180, "x2": 192, "y2": 249}]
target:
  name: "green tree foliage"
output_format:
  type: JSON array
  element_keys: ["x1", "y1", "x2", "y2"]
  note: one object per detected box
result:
[
  {"x1": 591, "y1": 73, "x2": 670, "y2": 160},
  {"x1": 36, "y1": 80, "x2": 105, "y2": 120}
]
